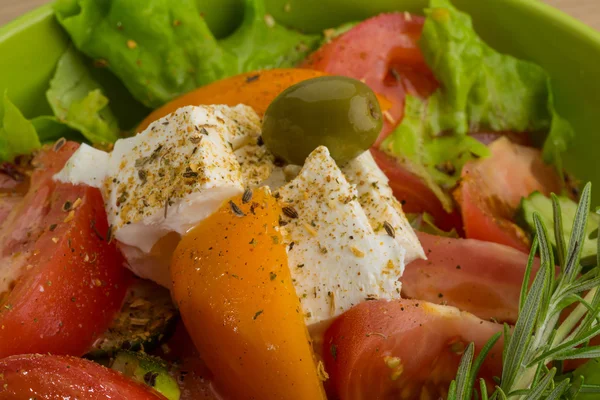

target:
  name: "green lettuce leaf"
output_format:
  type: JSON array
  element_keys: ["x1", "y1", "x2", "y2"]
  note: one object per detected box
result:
[
  {"x1": 54, "y1": 0, "x2": 320, "y2": 108},
  {"x1": 408, "y1": 212, "x2": 459, "y2": 238},
  {"x1": 219, "y1": 0, "x2": 319, "y2": 73},
  {"x1": 321, "y1": 21, "x2": 360, "y2": 45},
  {"x1": 384, "y1": 95, "x2": 490, "y2": 210},
  {"x1": 0, "y1": 92, "x2": 41, "y2": 162},
  {"x1": 382, "y1": 0, "x2": 574, "y2": 211},
  {"x1": 572, "y1": 359, "x2": 600, "y2": 400},
  {"x1": 46, "y1": 47, "x2": 120, "y2": 145},
  {"x1": 31, "y1": 116, "x2": 81, "y2": 144},
  {"x1": 54, "y1": 0, "x2": 224, "y2": 108}
]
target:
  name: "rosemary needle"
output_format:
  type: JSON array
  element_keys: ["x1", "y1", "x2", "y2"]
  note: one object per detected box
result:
[{"x1": 449, "y1": 183, "x2": 600, "y2": 400}]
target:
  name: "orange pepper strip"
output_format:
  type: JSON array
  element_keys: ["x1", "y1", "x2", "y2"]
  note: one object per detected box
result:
[
  {"x1": 137, "y1": 68, "x2": 392, "y2": 131},
  {"x1": 171, "y1": 188, "x2": 327, "y2": 400}
]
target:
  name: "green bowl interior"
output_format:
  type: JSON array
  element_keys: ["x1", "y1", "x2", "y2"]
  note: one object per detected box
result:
[{"x1": 1, "y1": 0, "x2": 599, "y2": 205}]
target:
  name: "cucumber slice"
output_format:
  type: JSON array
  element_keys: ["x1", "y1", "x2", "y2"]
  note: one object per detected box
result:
[
  {"x1": 111, "y1": 350, "x2": 180, "y2": 400},
  {"x1": 519, "y1": 192, "x2": 600, "y2": 265},
  {"x1": 87, "y1": 278, "x2": 178, "y2": 358}
]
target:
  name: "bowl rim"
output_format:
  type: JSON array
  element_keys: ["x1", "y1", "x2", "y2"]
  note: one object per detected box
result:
[
  {"x1": 0, "y1": 3, "x2": 54, "y2": 43},
  {"x1": 2, "y1": 1, "x2": 599, "y2": 45},
  {"x1": 501, "y1": 0, "x2": 600, "y2": 48}
]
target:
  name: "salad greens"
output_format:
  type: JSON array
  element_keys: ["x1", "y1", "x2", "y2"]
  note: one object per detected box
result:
[
  {"x1": 321, "y1": 21, "x2": 360, "y2": 45},
  {"x1": 53, "y1": 0, "x2": 225, "y2": 109},
  {"x1": 0, "y1": 92, "x2": 41, "y2": 162},
  {"x1": 218, "y1": 0, "x2": 319, "y2": 74},
  {"x1": 31, "y1": 116, "x2": 79, "y2": 144},
  {"x1": 46, "y1": 47, "x2": 120, "y2": 145},
  {"x1": 572, "y1": 358, "x2": 600, "y2": 400},
  {"x1": 519, "y1": 192, "x2": 600, "y2": 266},
  {"x1": 0, "y1": 46, "x2": 121, "y2": 162},
  {"x1": 0, "y1": 0, "x2": 320, "y2": 161},
  {"x1": 382, "y1": 0, "x2": 574, "y2": 211},
  {"x1": 450, "y1": 183, "x2": 600, "y2": 399},
  {"x1": 409, "y1": 211, "x2": 459, "y2": 238},
  {"x1": 53, "y1": 0, "x2": 320, "y2": 108}
]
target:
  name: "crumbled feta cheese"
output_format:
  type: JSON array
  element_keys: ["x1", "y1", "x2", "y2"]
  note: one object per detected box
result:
[
  {"x1": 235, "y1": 144, "x2": 286, "y2": 189},
  {"x1": 277, "y1": 147, "x2": 418, "y2": 326},
  {"x1": 55, "y1": 105, "x2": 266, "y2": 254},
  {"x1": 54, "y1": 144, "x2": 110, "y2": 189},
  {"x1": 104, "y1": 105, "x2": 246, "y2": 252},
  {"x1": 342, "y1": 151, "x2": 425, "y2": 263}
]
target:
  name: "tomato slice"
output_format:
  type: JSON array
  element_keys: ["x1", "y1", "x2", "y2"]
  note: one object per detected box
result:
[
  {"x1": 171, "y1": 189, "x2": 325, "y2": 399},
  {"x1": 302, "y1": 13, "x2": 437, "y2": 145},
  {"x1": 0, "y1": 354, "x2": 165, "y2": 399},
  {"x1": 0, "y1": 143, "x2": 131, "y2": 357},
  {"x1": 0, "y1": 162, "x2": 30, "y2": 194},
  {"x1": 402, "y1": 232, "x2": 539, "y2": 323},
  {"x1": 371, "y1": 148, "x2": 463, "y2": 233},
  {"x1": 0, "y1": 195, "x2": 21, "y2": 228},
  {"x1": 0, "y1": 164, "x2": 28, "y2": 225},
  {"x1": 323, "y1": 299, "x2": 503, "y2": 400},
  {"x1": 456, "y1": 137, "x2": 563, "y2": 252}
]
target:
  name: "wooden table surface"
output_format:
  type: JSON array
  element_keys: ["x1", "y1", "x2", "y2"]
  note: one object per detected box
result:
[{"x1": 0, "y1": 0, "x2": 599, "y2": 31}]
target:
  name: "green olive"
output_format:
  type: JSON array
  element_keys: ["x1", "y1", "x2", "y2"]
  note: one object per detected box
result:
[{"x1": 262, "y1": 76, "x2": 382, "y2": 165}]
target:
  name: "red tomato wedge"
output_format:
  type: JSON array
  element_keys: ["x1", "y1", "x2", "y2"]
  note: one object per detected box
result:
[
  {"x1": 0, "y1": 195, "x2": 21, "y2": 227},
  {"x1": 323, "y1": 299, "x2": 503, "y2": 400},
  {"x1": 0, "y1": 143, "x2": 131, "y2": 358},
  {"x1": 402, "y1": 232, "x2": 540, "y2": 323},
  {"x1": 0, "y1": 164, "x2": 28, "y2": 224},
  {"x1": 371, "y1": 148, "x2": 462, "y2": 233},
  {"x1": 302, "y1": 13, "x2": 437, "y2": 145},
  {"x1": 456, "y1": 137, "x2": 563, "y2": 252},
  {"x1": 0, "y1": 162, "x2": 30, "y2": 194},
  {"x1": 0, "y1": 354, "x2": 165, "y2": 399}
]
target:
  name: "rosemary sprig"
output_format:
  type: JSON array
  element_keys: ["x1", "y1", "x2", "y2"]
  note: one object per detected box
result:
[{"x1": 449, "y1": 183, "x2": 600, "y2": 399}]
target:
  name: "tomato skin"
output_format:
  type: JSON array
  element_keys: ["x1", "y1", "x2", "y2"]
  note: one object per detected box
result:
[
  {"x1": 302, "y1": 13, "x2": 437, "y2": 145},
  {"x1": 371, "y1": 148, "x2": 463, "y2": 233},
  {"x1": 0, "y1": 354, "x2": 166, "y2": 399},
  {"x1": 458, "y1": 179, "x2": 531, "y2": 252},
  {"x1": 402, "y1": 232, "x2": 540, "y2": 323},
  {"x1": 456, "y1": 137, "x2": 563, "y2": 252},
  {"x1": 0, "y1": 196, "x2": 21, "y2": 228},
  {"x1": 0, "y1": 143, "x2": 131, "y2": 358},
  {"x1": 323, "y1": 300, "x2": 503, "y2": 400}
]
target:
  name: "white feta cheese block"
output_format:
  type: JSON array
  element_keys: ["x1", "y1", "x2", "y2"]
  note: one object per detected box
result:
[
  {"x1": 342, "y1": 151, "x2": 425, "y2": 263},
  {"x1": 54, "y1": 143, "x2": 110, "y2": 189},
  {"x1": 118, "y1": 232, "x2": 180, "y2": 288},
  {"x1": 55, "y1": 105, "x2": 268, "y2": 255},
  {"x1": 235, "y1": 144, "x2": 286, "y2": 190},
  {"x1": 105, "y1": 105, "x2": 247, "y2": 253},
  {"x1": 217, "y1": 104, "x2": 263, "y2": 150},
  {"x1": 277, "y1": 146, "x2": 411, "y2": 326},
  {"x1": 53, "y1": 104, "x2": 277, "y2": 287}
]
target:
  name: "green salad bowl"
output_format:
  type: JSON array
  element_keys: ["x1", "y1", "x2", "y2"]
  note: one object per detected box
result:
[{"x1": 1, "y1": 0, "x2": 599, "y2": 205}]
